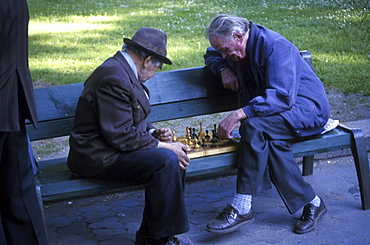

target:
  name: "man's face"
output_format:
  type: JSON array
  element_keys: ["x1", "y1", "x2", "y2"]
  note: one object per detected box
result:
[{"x1": 209, "y1": 32, "x2": 247, "y2": 61}]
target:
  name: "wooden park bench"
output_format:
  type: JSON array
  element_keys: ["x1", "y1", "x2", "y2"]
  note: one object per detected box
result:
[{"x1": 27, "y1": 51, "x2": 370, "y2": 210}]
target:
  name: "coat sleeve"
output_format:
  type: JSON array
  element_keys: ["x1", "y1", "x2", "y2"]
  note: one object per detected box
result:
[
  {"x1": 204, "y1": 47, "x2": 229, "y2": 77},
  {"x1": 95, "y1": 74, "x2": 159, "y2": 151},
  {"x1": 242, "y1": 42, "x2": 301, "y2": 118}
]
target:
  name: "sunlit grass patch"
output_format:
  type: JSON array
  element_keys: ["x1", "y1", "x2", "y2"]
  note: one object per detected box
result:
[{"x1": 28, "y1": 0, "x2": 369, "y2": 94}]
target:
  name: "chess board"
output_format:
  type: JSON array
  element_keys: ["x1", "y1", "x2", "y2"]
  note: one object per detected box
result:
[{"x1": 176, "y1": 136, "x2": 241, "y2": 159}]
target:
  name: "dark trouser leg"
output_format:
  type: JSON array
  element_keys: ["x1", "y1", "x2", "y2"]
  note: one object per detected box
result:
[
  {"x1": 237, "y1": 115, "x2": 315, "y2": 214},
  {"x1": 94, "y1": 148, "x2": 189, "y2": 238},
  {"x1": 0, "y1": 124, "x2": 48, "y2": 245}
]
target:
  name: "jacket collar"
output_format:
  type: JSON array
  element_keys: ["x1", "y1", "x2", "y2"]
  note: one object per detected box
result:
[
  {"x1": 112, "y1": 51, "x2": 151, "y2": 115},
  {"x1": 113, "y1": 51, "x2": 139, "y2": 84}
]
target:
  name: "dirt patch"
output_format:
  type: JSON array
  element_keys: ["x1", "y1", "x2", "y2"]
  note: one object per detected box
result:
[{"x1": 326, "y1": 88, "x2": 370, "y2": 122}]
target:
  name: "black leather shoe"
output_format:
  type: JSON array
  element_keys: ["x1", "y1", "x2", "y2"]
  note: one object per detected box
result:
[
  {"x1": 294, "y1": 199, "x2": 327, "y2": 234},
  {"x1": 205, "y1": 204, "x2": 254, "y2": 234},
  {"x1": 135, "y1": 232, "x2": 151, "y2": 245},
  {"x1": 135, "y1": 232, "x2": 193, "y2": 245},
  {"x1": 165, "y1": 236, "x2": 193, "y2": 245}
]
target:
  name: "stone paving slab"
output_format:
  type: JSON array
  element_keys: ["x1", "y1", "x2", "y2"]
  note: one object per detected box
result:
[{"x1": 43, "y1": 152, "x2": 370, "y2": 245}]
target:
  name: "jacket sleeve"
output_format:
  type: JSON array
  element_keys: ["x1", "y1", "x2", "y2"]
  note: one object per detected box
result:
[
  {"x1": 204, "y1": 47, "x2": 229, "y2": 77},
  {"x1": 242, "y1": 42, "x2": 301, "y2": 118},
  {"x1": 96, "y1": 75, "x2": 159, "y2": 151}
]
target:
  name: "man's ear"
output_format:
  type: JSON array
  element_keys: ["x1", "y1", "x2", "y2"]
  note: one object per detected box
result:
[
  {"x1": 143, "y1": 56, "x2": 154, "y2": 68},
  {"x1": 233, "y1": 32, "x2": 243, "y2": 41}
]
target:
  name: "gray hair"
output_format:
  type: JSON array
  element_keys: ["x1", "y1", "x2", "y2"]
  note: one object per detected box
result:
[
  {"x1": 205, "y1": 14, "x2": 250, "y2": 41},
  {"x1": 122, "y1": 44, "x2": 162, "y2": 67}
]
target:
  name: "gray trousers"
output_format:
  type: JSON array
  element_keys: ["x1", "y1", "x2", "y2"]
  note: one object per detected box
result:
[{"x1": 237, "y1": 115, "x2": 316, "y2": 214}]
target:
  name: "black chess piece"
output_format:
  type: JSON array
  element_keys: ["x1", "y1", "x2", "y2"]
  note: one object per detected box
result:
[
  {"x1": 211, "y1": 129, "x2": 218, "y2": 143},
  {"x1": 205, "y1": 130, "x2": 211, "y2": 141},
  {"x1": 191, "y1": 128, "x2": 196, "y2": 139},
  {"x1": 195, "y1": 135, "x2": 201, "y2": 145},
  {"x1": 213, "y1": 124, "x2": 219, "y2": 140},
  {"x1": 201, "y1": 138, "x2": 207, "y2": 147}
]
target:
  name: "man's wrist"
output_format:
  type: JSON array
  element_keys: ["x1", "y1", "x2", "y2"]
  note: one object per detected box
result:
[{"x1": 233, "y1": 108, "x2": 247, "y2": 120}]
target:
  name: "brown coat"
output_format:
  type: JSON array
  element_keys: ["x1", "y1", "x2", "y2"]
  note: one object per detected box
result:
[{"x1": 67, "y1": 52, "x2": 159, "y2": 177}]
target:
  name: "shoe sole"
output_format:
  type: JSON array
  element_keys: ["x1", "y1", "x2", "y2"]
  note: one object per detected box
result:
[
  {"x1": 205, "y1": 217, "x2": 254, "y2": 234},
  {"x1": 294, "y1": 207, "x2": 328, "y2": 234}
]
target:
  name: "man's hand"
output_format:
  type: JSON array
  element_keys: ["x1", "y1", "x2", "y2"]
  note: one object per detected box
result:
[
  {"x1": 158, "y1": 141, "x2": 191, "y2": 170},
  {"x1": 152, "y1": 128, "x2": 172, "y2": 143},
  {"x1": 218, "y1": 109, "x2": 247, "y2": 140},
  {"x1": 221, "y1": 67, "x2": 239, "y2": 92}
]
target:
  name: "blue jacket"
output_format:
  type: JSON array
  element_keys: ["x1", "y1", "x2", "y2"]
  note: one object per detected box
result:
[{"x1": 204, "y1": 22, "x2": 330, "y2": 137}]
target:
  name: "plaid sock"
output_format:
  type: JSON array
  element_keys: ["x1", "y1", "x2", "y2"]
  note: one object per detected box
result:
[{"x1": 309, "y1": 195, "x2": 321, "y2": 207}]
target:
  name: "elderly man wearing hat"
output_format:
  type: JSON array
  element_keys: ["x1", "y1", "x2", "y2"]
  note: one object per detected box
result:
[{"x1": 67, "y1": 27, "x2": 192, "y2": 245}]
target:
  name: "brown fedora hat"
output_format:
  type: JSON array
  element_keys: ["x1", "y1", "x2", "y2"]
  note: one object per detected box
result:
[{"x1": 123, "y1": 27, "x2": 172, "y2": 65}]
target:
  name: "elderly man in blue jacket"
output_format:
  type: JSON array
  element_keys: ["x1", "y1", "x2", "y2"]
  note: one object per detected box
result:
[{"x1": 204, "y1": 15, "x2": 330, "y2": 235}]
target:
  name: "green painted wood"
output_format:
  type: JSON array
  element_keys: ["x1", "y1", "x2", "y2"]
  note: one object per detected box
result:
[
  {"x1": 147, "y1": 94, "x2": 238, "y2": 122},
  {"x1": 27, "y1": 118, "x2": 74, "y2": 141},
  {"x1": 291, "y1": 127, "x2": 352, "y2": 157},
  {"x1": 27, "y1": 66, "x2": 236, "y2": 140}
]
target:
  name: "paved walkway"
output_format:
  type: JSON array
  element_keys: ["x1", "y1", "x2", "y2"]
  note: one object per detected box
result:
[
  {"x1": 43, "y1": 153, "x2": 370, "y2": 245},
  {"x1": 43, "y1": 119, "x2": 370, "y2": 244}
]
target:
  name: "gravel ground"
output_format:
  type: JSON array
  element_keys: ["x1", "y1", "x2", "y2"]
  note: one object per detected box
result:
[{"x1": 31, "y1": 87, "x2": 370, "y2": 161}]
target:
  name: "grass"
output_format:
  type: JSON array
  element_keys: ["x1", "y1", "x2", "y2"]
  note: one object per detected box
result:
[{"x1": 28, "y1": 0, "x2": 369, "y2": 95}]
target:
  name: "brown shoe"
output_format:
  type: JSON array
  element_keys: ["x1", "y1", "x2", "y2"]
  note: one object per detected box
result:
[
  {"x1": 205, "y1": 204, "x2": 254, "y2": 234},
  {"x1": 294, "y1": 199, "x2": 327, "y2": 234}
]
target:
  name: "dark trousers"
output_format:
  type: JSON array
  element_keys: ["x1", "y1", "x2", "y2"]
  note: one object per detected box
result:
[
  {"x1": 94, "y1": 148, "x2": 189, "y2": 238},
  {"x1": 0, "y1": 123, "x2": 48, "y2": 245},
  {"x1": 237, "y1": 115, "x2": 316, "y2": 214}
]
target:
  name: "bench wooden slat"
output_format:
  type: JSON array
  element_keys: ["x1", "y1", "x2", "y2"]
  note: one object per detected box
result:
[
  {"x1": 291, "y1": 126, "x2": 352, "y2": 157},
  {"x1": 27, "y1": 67, "x2": 237, "y2": 140},
  {"x1": 33, "y1": 83, "x2": 82, "y2": 121},
  {"x1": 148, "y1": 94, "x2": 238, "y2": 122},
  {"x1": 147, "y1": 67, "x2": 225, "y2": 104},
  {"x1": 27, "y1": 118, "x2": 74, "y2": 141}
]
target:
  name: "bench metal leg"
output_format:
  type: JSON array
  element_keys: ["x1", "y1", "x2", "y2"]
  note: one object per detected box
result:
[
  {"x1": 35, "y1": 177, "x2": 49, "y2": 238},
  {"x1": 349, "y1": 128, "x2": 370, "y2": 210},
  {"x1": 302, "y1": 155, "x2": 314, "y2": 176}
]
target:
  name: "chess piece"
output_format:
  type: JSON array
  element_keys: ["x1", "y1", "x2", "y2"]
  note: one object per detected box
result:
[
  {"x1": 186, "y1": 126, "x2": 191, "y2": 139},
  {"x1": 191, "y1": 128, "x2": 196, "y2": 139},
  {"x1": 185, "y1": 126, "x2": 194, "y2": 146},
  {"x1": 192, "y1": 136, "x2": 198, "y2": 146},
  {"x1": 211, "y1": 129, "x2": 218, "y2": 143},
  {"x1": 198, "y1": 123, "x2": 206, "y2": 139},
  {"x1": 213, "y1": 124, "x2": 219, "y2": 140},
  {"x1": 205, "y1": 130, "x2": 211, "y2": 142},
  {"x1": 172, "y1": 131, "x2": 177, "y2": 142},
  {"x1": 201, "y1": 138, "x2": 207, "y2": 147}
]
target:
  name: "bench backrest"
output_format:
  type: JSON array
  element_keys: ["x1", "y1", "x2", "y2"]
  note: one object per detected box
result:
[{"x1": 26, "y1": 51, "x2": 313, "y2": 141}]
